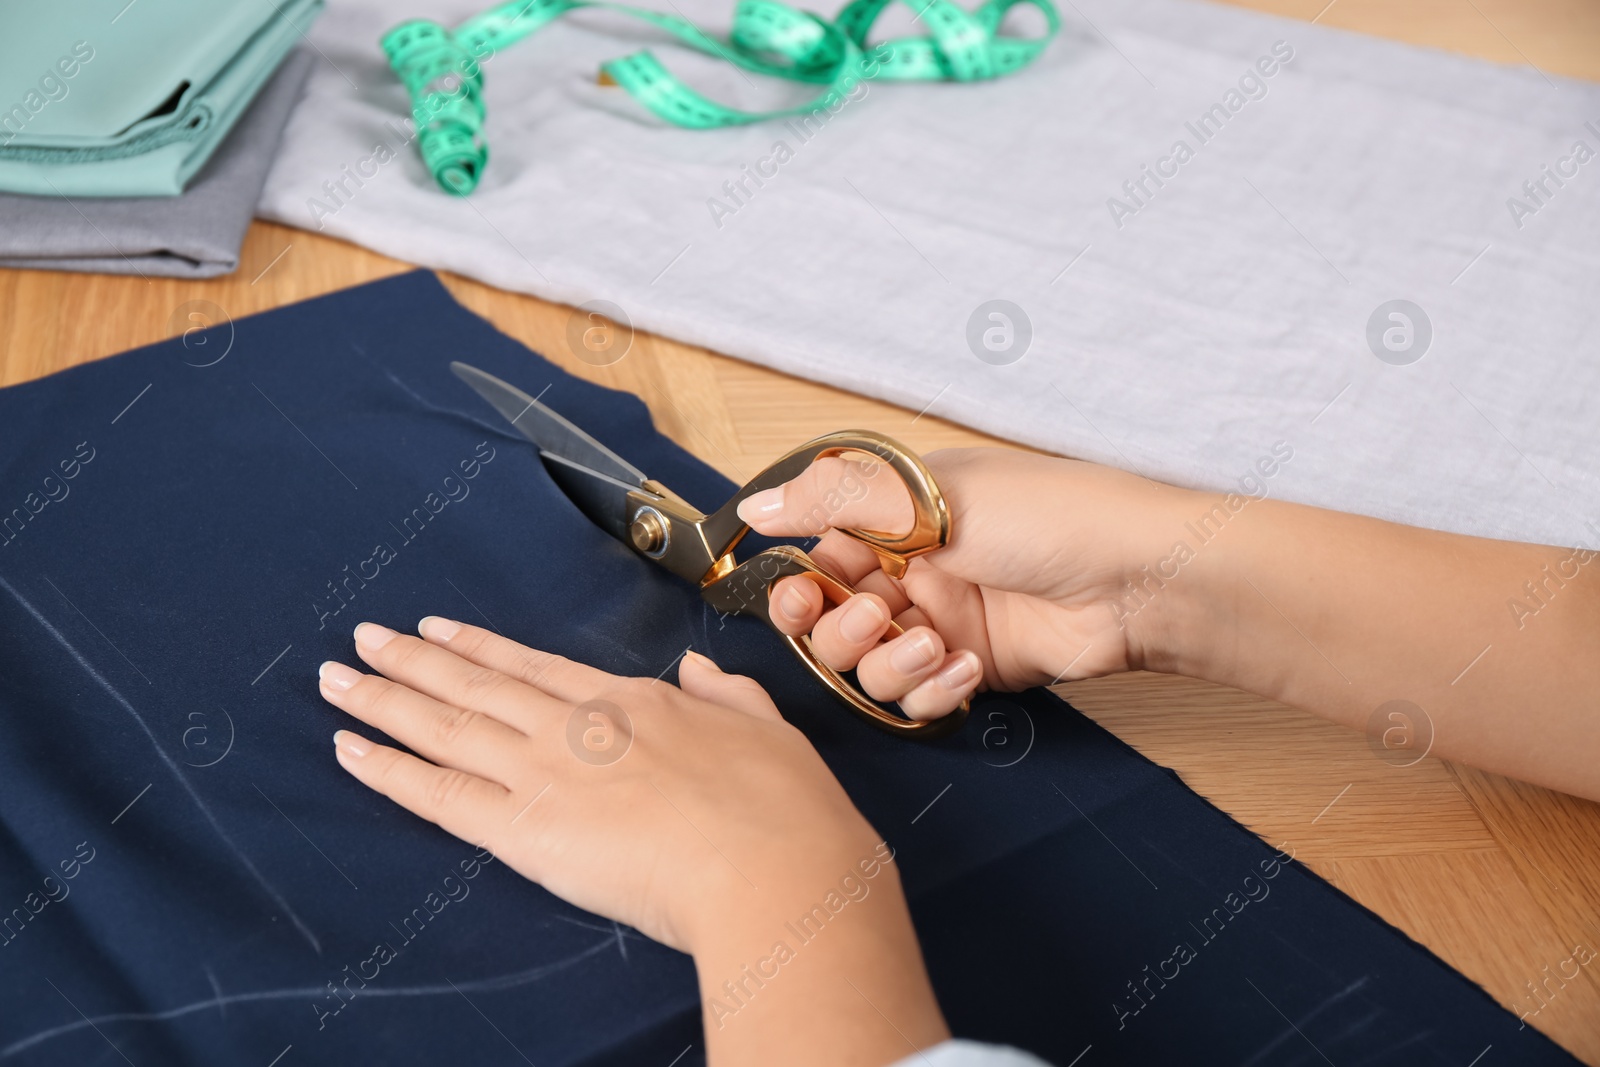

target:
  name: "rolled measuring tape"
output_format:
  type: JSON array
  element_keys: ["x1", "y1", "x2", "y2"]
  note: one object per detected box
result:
[{"x1": 381, "y1": 0, "x2": 1060, "y2": 195}]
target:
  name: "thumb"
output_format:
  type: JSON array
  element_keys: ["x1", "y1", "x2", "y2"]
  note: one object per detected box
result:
[
  {"x1": 678, "y1": 651, "x2": 783, "y2": 721},
  {"x1": 734, "y1": 456, "x2": 913, "y2": 539}
]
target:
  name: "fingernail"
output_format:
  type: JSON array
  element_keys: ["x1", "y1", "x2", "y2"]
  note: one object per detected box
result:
[
  {"x1": 838, "y1": 596, "x2": 887, "y2": 643},
  {"x1": 354, "y1": 622, "x2": 397, "y2": 651},
  {"x1": 319, "y1": 661, "x2": 362, "y2": 691},
  {"x1": 889, "y1": 631, "x2": 939, "y2": 675},
  {"x1": 683, "y1": 649, "x2": 722, "y2": 672},
  {"x1": 334, "y1": 730, "x2": 371, "y2": 760},
  {"x1": 936, "y1": 652, "x2": 980, "y2": 690},
  {"x1": 736, "y1": 487, "x2": 784, "y2": 524},
  {"x1": 777, "y1": 583, "x2": 811, "y2": 623},
  {"x1": 419, "y1": 616, "x2": 461, "y2": 642}
]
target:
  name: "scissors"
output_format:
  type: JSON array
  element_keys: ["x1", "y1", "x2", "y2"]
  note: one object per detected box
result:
[{"x1": 452, "y1": 362, "x2": 970, "y2": 739}]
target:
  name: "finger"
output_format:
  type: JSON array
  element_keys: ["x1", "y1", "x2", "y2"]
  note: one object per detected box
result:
[
  {"x1": 735, "y1": 456, "x2": 913, "y2": 539},
  {"x1": 853, "y1": 626, "x2": 947, "y2": 703},
  {"x1": 352, "y1": 623, "x2": 560, "y2": 732},
  {"x1": 333, "y1": 730, "x2": 516, "y2": 850},
  {"x1": 897, "y1": 650, "x2": 983, "y2": 722},
  {"x1": 806, "y1": 531, "x2": 914, "y2": 617},
  {"x1": 319, "y1": 658, "x2": 525, "y2": 782},
  {"x1": 896, "y1": 558, "x2": 991, "y2": 651},
  {"x1": 807, "y1": 592, "x2": 893, "y2": 671},
  {"x1": 678, "y1": 651, "x2": 783, "y2": 722},
  {"x1": 767, "y1": 575, "x2": 824, "y2": 637},
  {"x1": 415, "y1": 617, "x2": 612, "y2": 704},
  {"x1": 891, "y1": 603, "x2": 933, "y2": 634},
  {"x1": 804, "y1": 529, "x2": 883, "y2": 584},
  {"x1": 768, "y1": 566, "x2": 908, "y2": 642}
]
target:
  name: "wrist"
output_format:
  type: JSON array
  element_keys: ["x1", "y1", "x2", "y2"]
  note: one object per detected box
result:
[
  {"x1": 687, "y1": 835, "x2": 903, "y2": 978},
  {"x1": 690, "y1": 842, "x2": 949, "y2": 1066},
  {"x1": 1119, "y1": 491, "x2": 1335, "y2": 700},
  {"x1": 1108, "y1": 484, "x2": 1258, "y2": 681}
]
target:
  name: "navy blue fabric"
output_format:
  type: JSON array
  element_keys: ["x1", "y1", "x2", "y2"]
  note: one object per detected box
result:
[{"x1": 0, "y1": 271, "x2": 1575, "y2": 1066}]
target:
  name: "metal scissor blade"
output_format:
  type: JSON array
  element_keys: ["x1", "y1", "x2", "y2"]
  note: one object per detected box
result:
[
  {"x1": 450, "y1": 362, "x2": 648, "y2": 487},
  {"x1": 537, "y1": 450, "x2": 642, "y2": 543}
]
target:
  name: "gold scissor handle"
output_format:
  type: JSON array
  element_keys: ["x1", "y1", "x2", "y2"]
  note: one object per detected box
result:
[
  {"x1": 701, "y1": 430, "x2": 951, "y2": 580},
  {"x1": 697, "y1": 431, "x2": 967, "y2": 740},
  {"x1": 704, "y1": 547, "x2": 970, "y2": 738}
]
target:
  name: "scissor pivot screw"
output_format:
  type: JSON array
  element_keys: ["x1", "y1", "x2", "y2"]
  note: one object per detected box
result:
[{"x1": 630, "y1": 507, "x2": 668, "y2": 557}]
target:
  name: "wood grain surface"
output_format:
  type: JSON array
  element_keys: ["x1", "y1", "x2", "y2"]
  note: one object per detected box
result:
[{"x1": 1, "y1": 0, "x2": 1597, "y2": 1061}]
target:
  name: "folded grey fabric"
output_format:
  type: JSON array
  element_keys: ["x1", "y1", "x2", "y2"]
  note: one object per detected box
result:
[{"x1": 0, "y1": 50, "x2": 311, "y2": 279}]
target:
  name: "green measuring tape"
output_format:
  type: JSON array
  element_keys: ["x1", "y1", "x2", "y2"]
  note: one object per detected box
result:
[{"x1": 382, "y1": 0, "x2": 1059, "y2": 195}]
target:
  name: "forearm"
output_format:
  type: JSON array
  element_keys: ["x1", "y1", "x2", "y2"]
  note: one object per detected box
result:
[
  {"x1": 1136, "y1": 492, "x2": 1600, "y2": 800},
  {"x1": 694, "y1": 859, "x2": 948, "y2": 1066}
]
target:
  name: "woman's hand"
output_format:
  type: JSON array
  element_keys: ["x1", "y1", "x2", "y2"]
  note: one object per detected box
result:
[
  {"x1": 318, "y1": 619, "x2": 950, "y2": 1065},
  {"x1": 742, "y1": 444, "x2": 1600, "y2": 802},
  {"x1": 737, "y1": 448, "x2": 1191, "y2": 718}
]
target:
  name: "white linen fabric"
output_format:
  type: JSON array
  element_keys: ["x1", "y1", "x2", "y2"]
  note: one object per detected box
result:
[{"x1": 258, "y1": 0, "x2": 1600, "y2": 547}]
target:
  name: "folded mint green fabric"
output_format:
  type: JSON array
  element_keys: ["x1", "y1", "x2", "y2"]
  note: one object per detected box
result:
[
  {"x1": 0, "y1": 0, "x2": 322, "y2": 197},
  {"x1": 0, "y1": 51, "x2": 313, "y2": 277}
]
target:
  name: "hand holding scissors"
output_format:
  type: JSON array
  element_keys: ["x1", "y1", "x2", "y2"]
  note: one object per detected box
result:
[
  {"x1": 453, "y1": 362, "x2": 973, "y2": 737},
  {"x1": 738, "y1": 447, "x2": 1147, "y2": 709}
]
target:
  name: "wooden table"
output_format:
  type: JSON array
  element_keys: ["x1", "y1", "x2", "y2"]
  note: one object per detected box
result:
[{"x1": 3, "y1": 0, "x2": 1598, "y2": 1061}]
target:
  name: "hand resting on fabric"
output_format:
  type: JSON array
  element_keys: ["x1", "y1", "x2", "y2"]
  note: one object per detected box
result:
[
  {"x1": 318, "y1": 621, "x2": 948, "y2": 1066},
  {"x1": 739, "y1": 448, "x2": 1600, "y2": 802}
]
